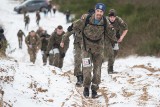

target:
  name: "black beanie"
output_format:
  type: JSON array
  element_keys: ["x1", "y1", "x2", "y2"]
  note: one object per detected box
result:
[{"x1": 0, "y1": 28, "x2": 4, "y2": 33}]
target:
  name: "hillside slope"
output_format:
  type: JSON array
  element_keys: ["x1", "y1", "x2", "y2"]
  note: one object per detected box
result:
[{"x1": 0, "y1": 0, "x2": 160, "y2": 107}]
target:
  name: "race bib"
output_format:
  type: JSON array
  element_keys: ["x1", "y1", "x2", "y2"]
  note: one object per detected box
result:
[{"x1": 82, "y1": 58, "x2": 91, "y2": 67}]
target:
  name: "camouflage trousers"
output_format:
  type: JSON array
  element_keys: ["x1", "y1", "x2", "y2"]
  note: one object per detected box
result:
[
  {"x1": 0, "y1": 41, "x2": 7, "y2": 56},
  {"x1": 18, "y1": 37, "x2": 23, "y2": 49},
  {"x1": 82, "y1": 50, "x2": 103, "y2": 91},
  {"x1": 49, "y1": 48, "x2": 64, "y2": 68},
  {"x1": 36, "y1": 19, "x2": 40, "y2": 26},
  {"x1": 41, "y1": 51, "x2": 48, "y2": 64},
  {"x1": 108, "y1": 44, "x2": 119, "y2": 67},
  {"x1": 25, "y1": 23, "x2": 29, "y2": 30},
  {"x1": 28, "y1": 46, "x2": 37, "y2": 63},
  {"x1": 54, "y1": 53, "x2": 64, "y2": 68},
  {"x1": 74, "y1": 43, "x2": 82, "y2": 76}
]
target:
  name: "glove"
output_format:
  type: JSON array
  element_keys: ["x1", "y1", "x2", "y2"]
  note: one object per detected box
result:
[
  {"x1": 41, "y1": 51, "x2": 44, "y2": 55},
  {"x1": 60, "y1": 53, "x2": 65, "y2": 58},
  {"x1": 113, "y1": 43, "x2": 119, "y2": 50},
  {"x1": 67, "y1": 24, "x2": 73, "y2": 32},
  {"x1": 28, "y1": 45, "x2": 32, "y2": 48}
]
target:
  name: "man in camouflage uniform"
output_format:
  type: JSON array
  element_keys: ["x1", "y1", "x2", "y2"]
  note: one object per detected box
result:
[
  {"x1": 53, "y1": 5, "x2": 57, "y2": 16},
  {"x1": 65, "y1": 10, "x2": 70, "y2": 23},
  {"x1": 0, "y1": 28, "x2": 7, "y2": 56},
  {"x1": 40, "y1": 30, "x2": 50, "y2": 65},
  {"x1": 48, "y1": 2, "x2": 52, "y2": 16},
  {"x1": 24, "y1": 15, "x2": 30, "y2": 30},
  {"x1": 61, "y1": 3, "x2": 117, "y2": 98},
  {"x1": 25, "y1": 30, "x2": 41, "y2": 64},
  {"x1": 63, "y1": 23, "x2": 83, "y2": 87},
  {"x1": 46, "y1": 25, "x2": 69, "y2": 68},
  {"x1": 36, "y1": 11, "x2": 41, "y2": 26},
  {"x1": 23, "y1": 9, "x2": 27, "y2": 21},
  {"x1": 107, "y1": 9, "x2": 128, "y2": 74},
  {"x1": 36, "y1": 27, "x2": 44, "y2": 37},
  {"x1": 17, "y1": 29, "x2": 25, "y2": 49}
]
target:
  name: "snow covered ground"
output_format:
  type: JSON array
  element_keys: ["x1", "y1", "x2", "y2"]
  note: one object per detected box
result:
[{"x1": 0, "y1": 0, "x2": 160, "y2": 107}]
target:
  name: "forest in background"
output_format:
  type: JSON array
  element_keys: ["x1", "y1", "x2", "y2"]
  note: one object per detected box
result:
[{"x1": 52, "y1": 0, "x2": 160, "y2": 57}]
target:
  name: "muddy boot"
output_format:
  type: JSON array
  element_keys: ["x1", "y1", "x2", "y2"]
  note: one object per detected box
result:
[
  {"x1": 83, "y1": 87, "x2": 89, "y2": 98},
  {"x1": 108, "y1": 66, "x2": 113, "y2": 74},
  {"x1": 92, "y1": 90, "x2": 99, "y2": 98},
  {"x1": 76, "y1": 75, "x2": 83, "y2": 87},
  {"x1": 108, "y1": 66, "x2": 118, "y2": 74}
]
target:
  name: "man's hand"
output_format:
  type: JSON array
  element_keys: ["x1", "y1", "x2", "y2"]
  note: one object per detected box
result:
[
  {"x1": 118, "y1": 30, "x2": 128, "y2": 43},
  {"x1": 28, "y1": 45, "x2": 32, "y2": 48},
  {"x1": 60, "y1": 53, "x2": 65, "y2": 58},
  {"x1": 118, "y1": 36, "x2": 123, "y2": 43},
  {"x1": 60, "y1": 42, "x2": 64, "y2": 48},
  {"x1": 67, "y1": 24, "x2": 73, "y2": 32}
]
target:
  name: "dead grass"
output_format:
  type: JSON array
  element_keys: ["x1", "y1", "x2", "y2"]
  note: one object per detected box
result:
[
  {"x1": 132, "y1": 64, "x2": 160, "y2": 72},
  {"x1": 36, "y1": 87, "x2": 48, "y2": 93},
  {"x1": 52, "y1": 70, "x2": 57, "y2": 75},
  {"x1": 98, "y1": 88, "x2": 109, "y2": 106},
  {"x1": 127, "y1": 77, "x2": 135, "y2": 84},
  {"x1": 139, "y1": 86, "x2": 150, "y2": 101},
  {"x1": 122, "y1": 89, "x2": 134, "y2": 97},
  {"x1": 44, "y1": 99, "x2": 54, "y2": 102}
]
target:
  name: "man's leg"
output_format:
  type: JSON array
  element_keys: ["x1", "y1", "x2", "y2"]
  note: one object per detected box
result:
[
  {"x1": 43, "y1": 51, "x2": 47, "y2": 65},
  {"x1": 18, "y1": 38, "x2": 21, "y2": 48},
  {"x1": 33, "y1": 48, "x2": 37, "y2": 64},
  {"x1": 53, "y1": 48, "x2": 60, "y2": 68},
  {"x1": 59, "y1": 57, "x2": 64, "y2": 68},
  {"x1": 49, "y1": 49, "x2": 54, "y2": 65},
  {"x1": 82, "y1": 50, "x2": 92, "y2": 98},
  {"x1": 49, "y1": 54, "x2": 54, "y2": 65},
  {"x1": 25, "y1": 23, "x2": 26, "y2": 29},
  {"x1": 54, "y1": 53, "x2": 60, "y2": 67},
  {"x1": 74, "y1": 43, "x2": 83, "y2": 86},
  {"x1": 108, "y1": 46, "x2": 115, "y2": 74},
  {"x1": 28, "y1": 48, "x2": 34, "y2": 63},
  {"x1": 20, "y1": 38, "x2": 22, "y2": 49},
  {"x1": 91, "y1": 53, "x2": 103, "y2": 98}
]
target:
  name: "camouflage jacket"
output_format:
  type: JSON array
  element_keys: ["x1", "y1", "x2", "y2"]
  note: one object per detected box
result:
[
  {"x1": 47, "y1": 31, "x2": 69, "y2": 54},
  {"x1": 24, "y1": 16, "x2": 30, "y2": 23},
  {"x1": 107, "y1": 16, "x2": 128, "y2": 39},
  {"x1": 25, "y1": 34, "x2": 41, "y2": 48},
  {"x1": 36, "y1": 13, "x2": 41, "y2": 20},
  {"x1": 40, "y1": 32, "x2": 50, "y2": 51},
  {"x1": 63, "y1": 14, "x2": 117, "y2": 53},
  {"x1": 17, "y1": 31, "x2": 25, "y2": 38}
]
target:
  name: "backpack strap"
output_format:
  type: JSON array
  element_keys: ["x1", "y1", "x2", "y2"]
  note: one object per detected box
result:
[
  {"x1": 103, "y1": 16, "x2": 107, "y2": 39},
  {"x1": 82, "y1": 14, "x2": 91, "y2": 51}
]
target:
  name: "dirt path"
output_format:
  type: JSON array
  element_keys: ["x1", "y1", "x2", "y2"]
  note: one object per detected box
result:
[{"x1": 60, "y1": 70, "x2": 108, "y2": 107}]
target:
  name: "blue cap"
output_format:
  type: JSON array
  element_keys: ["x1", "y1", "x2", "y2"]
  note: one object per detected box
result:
[{"x1": 95, "y1": 3, "x2": 106, "y2": 12}]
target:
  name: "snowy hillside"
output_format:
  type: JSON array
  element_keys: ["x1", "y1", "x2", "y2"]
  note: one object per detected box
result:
[{"x1": 0, "y1": 0, "x2": 160, "y2": 107}]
